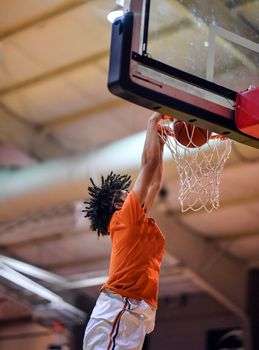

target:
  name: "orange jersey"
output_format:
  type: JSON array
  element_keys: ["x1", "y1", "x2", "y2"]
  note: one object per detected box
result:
[{"x1": 101, "y1": 191, "x2": 165, "y2": 308}]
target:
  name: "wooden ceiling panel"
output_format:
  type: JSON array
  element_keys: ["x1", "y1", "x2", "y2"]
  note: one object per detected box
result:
[
  {"x1": 60, "y1": 64, "x2": 112, "y2": 107},
  {"x1": 1, "y1": 63, "x2": 111, "y2": 125},
  {"x1": 0, "y1": 1, "x2": 112, "y2": 90},
  {"x1": 179, "y1": 199, "x2": 259, "y2": 238},
  {"x1": 2, "y1": 76, "x2": 96, "y2": 124},
  {"x1": 13, "y1": 2, "x2": 110, "y2": 64},
  {"x1": 47, "y1": 108, "x2": 129, "y2": 151},
  {"x1": 219, "y1": 159, "x2": 259, "y2": 202},
  {"x1": 220, "y1": 235, "x2": 259, "y2": 262},
  {"x1": 49, "y1": 102, "x2": 150, "y2": 151},
  {"x1": 0, "y1": 0, "x2": 67, "y2": 33},
  {"x1": 0, "y1": 40, "x2": 44, "y2": 89},
  {"x1": 9, "y1": 231, "x2": 111, "y2": 269},
  {"x1": 8, "y1": 4, "x2": 111, "y2": 71},
  {"x1": 0, "y1": 204, "x2": 75, "y2": 246}
]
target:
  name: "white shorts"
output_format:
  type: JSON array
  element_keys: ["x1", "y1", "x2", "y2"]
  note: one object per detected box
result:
[{"x1": 83, "y1": 289, "x2": 156, "y2": 350}]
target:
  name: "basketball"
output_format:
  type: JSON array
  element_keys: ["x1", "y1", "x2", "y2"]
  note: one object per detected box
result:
[{"x1": 173, "y1": 120, "x2": 211, "y2": 148}]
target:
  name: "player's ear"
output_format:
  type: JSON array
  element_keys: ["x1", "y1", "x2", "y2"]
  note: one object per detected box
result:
[{"x1": 114, "y1": 201, "x2": 123, "y2": 210}]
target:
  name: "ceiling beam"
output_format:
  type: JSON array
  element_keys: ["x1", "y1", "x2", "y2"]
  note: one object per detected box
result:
[
  {"x1": 0, "y1": 203, "x2": 76, "y2": 247},
  {"x1": 216, "y1": 229, "x2": 259, "y2": 242},
  {"x1": 0, "y1": 227, "x2": 73, "y2": 249},
  {"x1": 0, "y1": 316, "x2": 33, "y2": 328},
  {"x1": 43, "y1": 256, "x2": 109, "y2": 271},
  {"x1": 0, "y1": 50, "x2": 109, "y2": 96},
  {"x1": 0, "y1": 228, "x2": 84, "y2": 249},
  {"x1": 0, "y1": 0, "x2": 92, "y2": 41},
  {"x1": 0, "y1": 264, "x2": 86, "y2": 322},
  {"x1": 175, "y1": 193, "x2": 259, "y2": 224},
  {"x1": 0, "y1": 255, "x2": 67, "y2": 285},
  {"x1": 0, "y1": 103, "x2": 67, "y2": 159},
  {"x1": 41, "y1": 98, "x2": 126, "y2": 131},
  {"x1": 155, "y1": 208, "x2": 248, "y2": 319}
]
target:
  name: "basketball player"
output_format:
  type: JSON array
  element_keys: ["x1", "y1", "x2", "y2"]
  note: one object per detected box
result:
[{"x1": 82, "y1": 112, "x2": 165, "y2": 350}]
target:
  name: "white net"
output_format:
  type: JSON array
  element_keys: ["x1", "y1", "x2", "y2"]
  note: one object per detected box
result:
[{"x1": 158, "y1": 119, "x2": 232, "y2": 213}]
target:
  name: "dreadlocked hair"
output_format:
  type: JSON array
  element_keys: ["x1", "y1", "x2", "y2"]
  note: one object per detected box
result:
[{"x1": 82, "y1": 172, "x2": 131, "y2": 236}]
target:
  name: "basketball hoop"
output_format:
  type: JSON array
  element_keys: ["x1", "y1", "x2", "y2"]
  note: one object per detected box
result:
[{"x1": 158, "y1": 117, "x2": 232, "y2": 213}]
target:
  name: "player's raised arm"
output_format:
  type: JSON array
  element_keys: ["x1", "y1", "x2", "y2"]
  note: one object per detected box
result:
[{"x1": 132, "y1": 112, "x2": 164, "y2": 211}]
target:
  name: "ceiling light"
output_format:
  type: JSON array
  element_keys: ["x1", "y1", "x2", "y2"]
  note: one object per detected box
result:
[{"x1": 107, "y1": 9, "x2": 124, "y2": 23}]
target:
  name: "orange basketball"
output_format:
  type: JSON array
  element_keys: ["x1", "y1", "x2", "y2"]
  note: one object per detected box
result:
[{"x1": 173, "y1": 120, "x2": 211, "y2": 148}]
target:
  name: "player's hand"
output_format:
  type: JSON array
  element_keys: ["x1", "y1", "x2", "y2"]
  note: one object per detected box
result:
[{"x1": 149, "y1": 112, "x2": 163, "y2": 124}]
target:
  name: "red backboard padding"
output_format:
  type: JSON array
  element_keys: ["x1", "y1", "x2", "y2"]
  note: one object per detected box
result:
[{"x1": 235, "y1": 86, "x2": 259, "y2": 139}]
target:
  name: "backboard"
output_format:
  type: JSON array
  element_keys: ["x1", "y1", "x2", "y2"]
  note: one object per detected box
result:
[{"x1": 108, "y1": 0, "x2": 259, "y2": 148}]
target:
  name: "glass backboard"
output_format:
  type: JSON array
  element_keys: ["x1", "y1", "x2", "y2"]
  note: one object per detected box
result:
[{"x1": 108, "y1": 0, "x2": 259, "y2": 148}]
